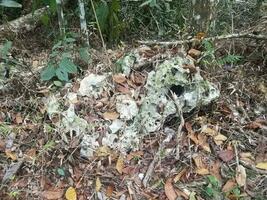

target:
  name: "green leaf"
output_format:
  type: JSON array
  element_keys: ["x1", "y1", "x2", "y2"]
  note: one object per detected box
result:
[
  {"x1": 207, "y1": 175, "x2": 219, "y2": 188},
  {"x1": 41, "y1": 64, "x2": 56, "y2": 81},
  {"x1": 59, "y1": 57, "x2": 77, "y2": 74},
  {"x1": 56, "y1": 67, "x2": 69, "y2": 81},
  {"x1": 57, "y1": 168, "x2": 65, "y2": 176},
  {"x1": 53, "y1": 80, "x2": 63, "y2": 87},
  {"x1": 40, "y1": 14, "x2": 50, "y2": 26},
  {"x1": 96, "y1": 2, "x2": 109, "y2": 32},
  {"x1": 0, "y1": 0, "x2": 22, "y2": 8},
  {"x1": 1, "y1": 41, "x2": 12, "y2": 59},
  {"x1": 65, "y1": 37, "x2": 76, "y2": 43},
  {"x1": 79, "y1": 47, "x2": 91, "y2": 63},
  {"x1": 205, "y1": 186, "x2": 214, "y2": 197}
]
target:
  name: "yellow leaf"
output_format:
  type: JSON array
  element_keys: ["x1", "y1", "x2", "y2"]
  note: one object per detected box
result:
[
  {"x1": 202, "y1": 127, "x2": 218, "y2": 136},
  {"x1": 5, "y1": 150, "x2": 17, "y2": 160},
  {"x1": 95, "y1": 177, "x2": 102, "y2": 192},
  {"x1": 255, "y1": 162, "x2": 267, "y2": 170},
  {"x1": 116, "y1": 155, "x2": 124, "y2": 174},
  {"x1": 196, "y1": 168, "x2": 209, "y2": 175},
  {"x1": 96, "y1": 146, "x2": 112, "y2": 157},
  {"x1": 65, "y1": 187, "x2": 77, "y2": 200},
  {"x1": 214, "y1": 134, "x2": 227, "y2": 141}
]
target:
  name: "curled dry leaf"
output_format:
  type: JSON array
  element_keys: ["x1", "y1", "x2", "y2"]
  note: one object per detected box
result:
[
  {"x1": 235, "y1": 165, "x2": 246, "y2": 187},
  {"x1": 218, "y1": 150, "x2": 234, "y2": 162},
  {"x1": 103, "y1": 112, "x2": 119, "y2": 120},
  {"x1": 113, "y1": 74, "x2": 127, "y2": 84},
  {"x1": 214, "y1": 134, "x2": 227, "y2": 145},
  {"x1": 174, "y1": 168, "x2": 187, "y2": 183},
  {"x1": 116, "y1": 155, "x2": 124, "y2": 174},
  {"x1": 106, "y1": 185, "x2": 114, "y2": 197},
  {"x1": 41, "y1": 190, "x2": 64, "y2": 200},
  {"x1": 5, "y1": 149, "x2": 17, "y2": 160},
  {"x1": 164, "y1": 178, "x2": 177, "y2": 200},
  {"x1": 222, "y1": 179, "x2": 237, "y2": 193}
]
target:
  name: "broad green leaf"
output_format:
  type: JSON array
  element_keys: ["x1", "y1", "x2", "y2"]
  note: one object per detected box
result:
[
  {"x1": 1, "y1": 41, "x2": 12, "y2": 58},
  {"x1": 205, "y1": 186, "x2": 214, "y2": 197},
  {"x1": 79, "y1": 47, "x2": 91, "y2": 63},
  {"x1": 41, "y1": 64, "x2": 56, "y2": 81},
  {"x1": 207, "y1": 175, "x2": 219, "y2": 188},
  {"x1": 56, "y1": 67, "x2": 69, "y2": 81},
  {"x1": 59, "y1": 58, "x2": 77, "y2": 74},
  {"x1": 40, "y1": 14, "x2": 50, "y2": 26},
  {"x1": 0, "y1": 0, "x2": 22, "y2": 8}
]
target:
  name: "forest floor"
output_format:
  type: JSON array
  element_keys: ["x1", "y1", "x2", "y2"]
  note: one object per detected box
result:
[{"x1": 0, "y1": 25, "x2": 267, "y2": 200}]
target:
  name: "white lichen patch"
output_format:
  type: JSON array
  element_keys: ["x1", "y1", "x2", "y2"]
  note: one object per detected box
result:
[{"x1": 78, "y1": 73, "x2": 108, "y2": 98}]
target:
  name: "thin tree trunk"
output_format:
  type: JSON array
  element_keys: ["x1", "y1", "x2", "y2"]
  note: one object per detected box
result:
[
  {"x1": 78, "y1": 0, "x2": 90, "y2": 47},
  {"x1": 56, "y1": 0, "x2": 65, "y2": 37}
]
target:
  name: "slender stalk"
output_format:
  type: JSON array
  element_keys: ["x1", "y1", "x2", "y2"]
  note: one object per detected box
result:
[
  {"x1": 55, "y1": 0, "x2": 65, "y2": 38},
  {"x1": 78, "y1": 0, "x2": 90, "y2": 47}
]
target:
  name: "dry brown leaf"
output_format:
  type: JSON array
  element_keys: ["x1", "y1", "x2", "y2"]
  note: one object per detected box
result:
[
  {"x1": 96, "y1": 146, "x2": 112, "y2": 157},
  {"x1": 245, "y1": 121, "x2": 263, "y2": 129},
  {"x1": 25, "y1": 148, "x2": 37, "y2": 161},
  {"x1": 218, "y1": 150, "x2": 234, "y2": 162},
  {"x1": 116, "y1": 155, "x2": 124, "y2": 174},
  {"x1": 5, "y1": 150, "x2": 17, "y2": 160},
  {"x1": 222, "y1": 179, "x2": 237, "y2": 193},
  {"x1": 15, "y1": 113, "x2": 23, "y2": 124},
  {"x1": 41, "y1": 190, "x2": 64, "y2": 199},
  {"x1": 189, "y1": 133, "x2": 199, "y2": 145},
  {"x1": 214, "y1": 134, "x2": 227, "y2": 145},
  {"x1": 193, "y1": 156, "x2": 209, "y2": 175},
  {"x1": 113, "y1": 74, "x2": 127, "y2": 84},
  {"x1": 103, "y1": 112, "x2": 119, "y2": 120},
  {"x1": 132, "y1": 72, "x2": 146, "y2": 85},
  {"x1": 201, "y1": 127, "x2": 218, "y2": 136},
  {"x1": 196, "y1": 168, "x2": 210, "y2": 175},
  {"x1": 235, "y1": 165, "x2": 246, "y2": 187},
  {"x1": 65, "y1": 187, "x2": 77, "y2": 200},
  {"x1": 126, "y1": 151, "x2": 144, "y2": 161},
  {"x1": 0, "y1": 139, "x2": 5, "y2": 152},
  {"x1": 210, "y1": 160, "x2": 222, "y2": 181},
  {"x1": 174, "y1": 168, "x2": 187, "y2": 183},
  {"x1": 164, "y1": 178, "x2": 177, "y2": 200},
  {"x1": 116, "y1": 84, "x2": 131, "y2": 94},
  {"x1": 95, "y1": 177, "x2": 102, "y2": 192},
  {"x1": 255, "y1": 162, "x2": 267, "y2": 170},
  {"x1": 188, "y1": 48, "x2": 201, "y2": 58},
  {"x1": 198, "y1": 134, "x2": 211, "y2": 152},
  {"x1": 106, "y1": 185, "x2": 114, "y2": 197}
]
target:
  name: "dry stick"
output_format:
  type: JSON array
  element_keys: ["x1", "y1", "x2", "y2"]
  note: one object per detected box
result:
[
  {"x1": 142, "y1": 148, "x2": 160, "y2": 188},
  {"x1": 170, "y1": 91, "x2": 185, "y2": 160},
  {"x1": 89, "y1": 0, "x2": 111, "y2": 68},
  {"x1": 138, "y1": 33, "x2": 267, "y2": 46}
]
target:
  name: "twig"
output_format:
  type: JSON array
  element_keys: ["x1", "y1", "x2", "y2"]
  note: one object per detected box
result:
[
  {"x1": 138, "y1": 32, "x2": 267, "y2": 46},
  {"x1": 170, "y1": 91, "x2": 185, "y2": 160},
  {"x1": 142, "y1": 148, "x2": 160, "y2": 188}
]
